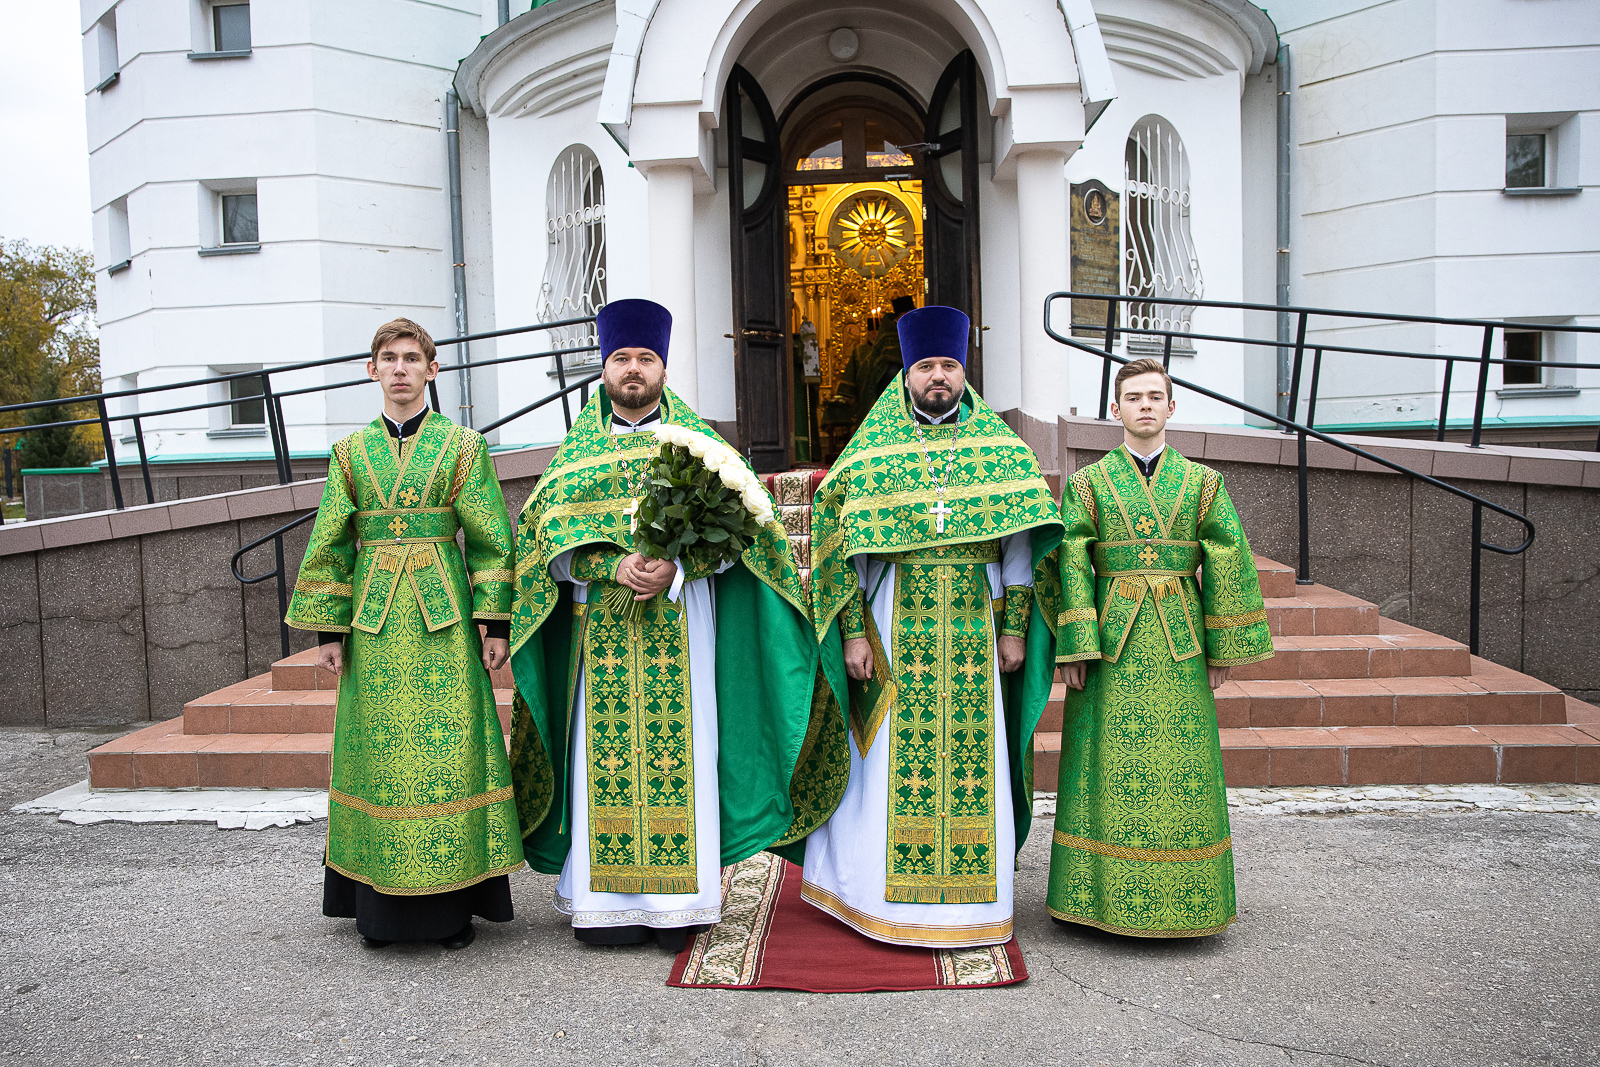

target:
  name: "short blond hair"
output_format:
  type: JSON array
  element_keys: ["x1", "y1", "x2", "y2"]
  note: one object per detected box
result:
[
  {"x1": 369, "y1": 318, "x2": 437, "y2": 363},
  {"x1": 1114, "y1": 357, "x2": 1172, "y2": 400}
]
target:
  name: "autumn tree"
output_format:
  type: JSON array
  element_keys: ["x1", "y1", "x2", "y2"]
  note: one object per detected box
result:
[{"x1": 0, "y1": 239, "x2": 102, "y2": 468}]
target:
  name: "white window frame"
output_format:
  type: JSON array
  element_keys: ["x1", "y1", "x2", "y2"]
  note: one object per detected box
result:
[
  {"x1": 190, "y1": 0, "x2": 252, "y2": 57},
  {"x1": 198, "y1": 179, "x2": 260, "y2": 255},
  {"x1": 107, "y1": 196, "x2": 131, "y2": 273},
  {"x1": 1496, "y1": 319, "x2": 1580, "y2": 398},
  {"x1": 208, "y1": 365, "x2": 268, "y2": 437},
  {"x1": 91, "y1": 9, "x2": 121, "y2": 90},
  {"x1": 1123, "y1": 115, "x2": 1204, "y2": 353},
  {"x1": 1503, "y1": 112, "x2": 1581, "y2": 196},
  {"x1": 538, "y1": 145, "x2": 607, "y2": 374}
]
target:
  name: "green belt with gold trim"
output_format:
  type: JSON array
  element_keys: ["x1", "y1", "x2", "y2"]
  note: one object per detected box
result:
[
  {"x1": 1093, "y1": 539, "x2": 1199, "y2": 578},
  {"x1": 356, "y1": 507, "x2": 460, "y2": 545}
]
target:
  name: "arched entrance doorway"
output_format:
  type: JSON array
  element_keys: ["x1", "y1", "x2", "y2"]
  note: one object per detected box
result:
[{"x1": 728, "y1": 57, "x2": 981, "y2": 471}]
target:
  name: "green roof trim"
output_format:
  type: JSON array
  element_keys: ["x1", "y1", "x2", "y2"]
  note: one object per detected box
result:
[
  {"x1": 20, "y1": 467, "x2": 101, "y2": 476},
  {"x1": 1313, "y1": 415, "x2": 1600, "y2": 434}
]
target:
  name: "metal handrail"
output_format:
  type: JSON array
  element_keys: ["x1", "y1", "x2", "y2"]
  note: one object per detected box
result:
[
  {"x1": 0, "y1": 316, "x2": 600, "y2": 514},
  {"x1": 230, "y1": 509, "x2": 318, "y2": 661},
  {"x1": 1043, "y1": 292, "x2": 1562, "y2": 655}
]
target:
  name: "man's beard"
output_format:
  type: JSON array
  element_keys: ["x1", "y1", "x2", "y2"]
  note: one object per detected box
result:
[
  {"x1": 605, "y1": 376, "x2": 664, "y2": 411},
  {"x1": 909, "y1": 382, "x2": 959, "y2": 417}
]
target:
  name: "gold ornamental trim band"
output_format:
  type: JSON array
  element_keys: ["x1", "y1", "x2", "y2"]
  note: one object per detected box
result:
[
  {"x1": 329, "y1": 784, "x2": 515, "y2": 821},
  {"x1": 294, "y1": 580, "x2": 352, "y2": 597},
  {"x1": 473, "y1": 569, "x2": 514, "y2": 585},
  {"x1": 799, "y1": 881, "x2": 1014, "y2": 948},
  {"x1": 878, "y1": 544, "x2": 1001, "y2": 566},
  {"x1": 1053, "y1": 829, "x2": 1233, "y2": 863},
  {"x1": 355, "y1": 507, "x2": 457, "y2": 518},
  {"x1": 324, "y1": 857, "x2": 525, "y2": 897},
  {"x1": 1096, "y1": 567, "x2": 1198, "y2": 580},
  {"x1": 1057, "y1": 607, "x2": 1098, "y2": 626},
  {"x1": 357, "y1": 535, "x2": 458, "y2": 546},
  {"x1": 1205, "y1": 609, "x2": 1268, "y2": 629},
  {"x1": 1097, "y1": 538, "x2": 1200, "y2": 549},
  {"x1": 841, "y1": 478, "x2": 1050, "y2": 520},
  {"x1": 1047, "y1": 907, "x2": 1236, "y2": 939}
]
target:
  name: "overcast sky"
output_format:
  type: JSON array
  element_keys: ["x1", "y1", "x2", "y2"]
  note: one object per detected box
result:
[{"x1": 1, "y1": 2, "x2": 94, "y2": 252}]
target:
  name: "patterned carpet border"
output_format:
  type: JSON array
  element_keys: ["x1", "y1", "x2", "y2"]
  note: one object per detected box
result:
[{"x1": 667, "y1": 853, "x2": 1028, "y2": 992}]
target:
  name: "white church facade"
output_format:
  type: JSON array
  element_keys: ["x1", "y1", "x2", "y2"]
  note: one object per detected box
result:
[{"x1": 80, "y1": 0, "x2": 1598, "y2": 472}]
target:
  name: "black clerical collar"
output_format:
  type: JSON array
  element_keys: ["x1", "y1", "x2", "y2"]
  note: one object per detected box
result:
[
  {"x1": 382, "y1": 408, "x2": 430, "y2": 439},
  {"x1": 612, "y1": 405, "x2": 662, "y2": 430},
  {"x1": 1126, "y1": 443, "x2": 1165, "y2": 478},
  {"x1": 912, "y1": 403, "x2": 962, "y2": 426}
]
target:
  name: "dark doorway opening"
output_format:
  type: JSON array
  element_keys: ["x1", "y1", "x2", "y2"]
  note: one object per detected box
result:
[{"x1": 727, "y1": 54, "x2": 982, "y2": 471}]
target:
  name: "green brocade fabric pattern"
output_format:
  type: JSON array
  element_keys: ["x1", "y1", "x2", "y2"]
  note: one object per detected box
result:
[
  {"x1": 285, "y1": 413, "x2": 523, "y2": 895},
  {"x1": 506, "y1": 389, "x2": 846, "y2": 878},
  {"x1": 886, "y1": 551, "x2": 998, "y2": 904},
  {"x1": 581, "y1": 583, "x2": 697, "y2": 894},
  {"x1": 809, "y1": 378, "x2": 1065, "y2": 865},
  {"x1": 1048, "y1": 446, "x2": 1272, "y2": 937}
]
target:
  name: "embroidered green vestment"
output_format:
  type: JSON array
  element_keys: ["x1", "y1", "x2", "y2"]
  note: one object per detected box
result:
[
  {"x1": 285, "y1": 412, "x2": 523, "y2": 895},
  {"x1": 506, "y1": 388, "x2": 849, "y2": 888},
  {"x1": 808, "y1": 378, "x2": 1065, "y2": 895},
  {"x1": 1048, "y1": 445, "x2": 1273, "y2": 936}
]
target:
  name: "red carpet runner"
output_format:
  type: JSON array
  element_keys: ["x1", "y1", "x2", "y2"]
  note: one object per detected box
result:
[{"x1": 668, "y1": 852, "x2": 1028, "y2": 992}]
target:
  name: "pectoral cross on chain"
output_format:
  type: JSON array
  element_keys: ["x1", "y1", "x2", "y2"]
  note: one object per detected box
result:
[
  {"x1": 622, "y1": 498, "x2": 640, "y2": 534},
  {"x1": 930, "y1": 499, "x2": 954, "y2": 534}
]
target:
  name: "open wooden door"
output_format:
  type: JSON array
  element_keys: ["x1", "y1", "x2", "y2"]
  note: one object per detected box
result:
[
  {"x1": 726, "y1": 66, "x2": 790, "y2": 472},
  {"x1": 923, "y1": 50, "x2": 983, "y2": 389}
]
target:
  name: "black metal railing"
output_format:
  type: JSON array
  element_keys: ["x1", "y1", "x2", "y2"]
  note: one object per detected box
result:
[
  {"x1": 0, "y1": 315, "x2": 602, "y2": 520},
  {"x1": 231, "y1": 509, "x2": 319, "y2": 661},
  {"x1": 1044, "y1": 293, "x2": 1599, "y2": 654}
]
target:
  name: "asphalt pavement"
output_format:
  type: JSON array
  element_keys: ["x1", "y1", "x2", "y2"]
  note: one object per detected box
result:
[{"x1": 1, "y1": 725, "x2": 1595, "y2": 1067}]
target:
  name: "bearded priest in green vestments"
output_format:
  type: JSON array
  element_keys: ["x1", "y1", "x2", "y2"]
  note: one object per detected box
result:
[
  {"x1": 801, "y1": 305, "x2": 1064, "y2": 948},
  {"x1": 1049, "y1": 357, "x2": 1274, "y2": 938},
  {"x1": 286, "y1": 318, "x2": 523, "y2": 952},
  {"x1": 506, "y1": 299, "x2": 847, "y2": 952}
]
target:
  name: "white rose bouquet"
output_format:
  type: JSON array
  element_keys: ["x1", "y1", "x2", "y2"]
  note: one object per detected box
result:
[{"x1": 602, "y1": 424, "x2": 776, "y2": 620}]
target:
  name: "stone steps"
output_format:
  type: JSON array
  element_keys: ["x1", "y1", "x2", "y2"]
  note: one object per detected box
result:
[
  {"x1": 87, "y1": 648, "x2": 515, "y2": 789},
  {"x1": 87, "y1": 548, "x2": 1596, "y2": 792},
  {"x1": 1032, "y1": 697, "x2": 1600, "y2": 790}
]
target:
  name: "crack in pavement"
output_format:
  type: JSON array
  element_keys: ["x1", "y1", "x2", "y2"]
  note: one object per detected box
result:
[{"x1": 1043, "y1": 952, "x2": 1398, "y2": 1067}]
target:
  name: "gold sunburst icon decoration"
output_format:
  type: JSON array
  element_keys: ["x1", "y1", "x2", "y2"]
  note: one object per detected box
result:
[{"x1": 835, "y1": 198, "x2": 908, "y2": 273}]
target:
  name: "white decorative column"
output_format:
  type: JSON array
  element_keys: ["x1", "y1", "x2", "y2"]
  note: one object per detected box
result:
[
  {"x1": 645, "y1": 163, "x2": 699, "y2": 407},
  {"x1": 1015, "y1": 147, "x2": 1072, "y2": 419}
]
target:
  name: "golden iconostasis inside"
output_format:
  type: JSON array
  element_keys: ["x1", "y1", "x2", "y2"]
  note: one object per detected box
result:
[{"x1": 787, "y1": 180, "x2": 924, "y2": 462}]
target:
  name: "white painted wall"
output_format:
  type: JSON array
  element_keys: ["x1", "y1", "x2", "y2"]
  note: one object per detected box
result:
[
  {"x1": 1261, "y1": 0, "x2": 1600, "y2": 432},
  {"x1": 83, "y1": 0, "x2": 490, "y2": 463}
]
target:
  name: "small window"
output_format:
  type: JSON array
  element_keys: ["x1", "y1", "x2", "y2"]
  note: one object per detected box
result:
[
  {"x1": 229, "y1": 374, "x2": 265, "y2": 426},
  {"x1": 864, "y1": 120, "x2": 911, "y2": 168},
  {"x1": 796, "y1": 123, "x2": 845, "y2": 172},
  {"x1": 108, "y1": 197, "x2": 131, "y2": 267},
  {"x1": 1506, "y1": 133, "x2": 1546, "y2": 189},
  {"x1": 222, "y1": 193, "x2": 258, "y2": 245},
  {"x1": 1502, "y1": 332, "x2": 1542, "y2": 386},
  {"x1": 213, "y1": 3, "x2": 251, "y2": 52},
  {"x1": 94, "y1": 10, "x2": 120, "y2": 87}
]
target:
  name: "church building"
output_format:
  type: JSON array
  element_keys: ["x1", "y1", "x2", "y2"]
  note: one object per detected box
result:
[{"x1": 80, "y1": 0, "x2": 1597, "y2": 473}]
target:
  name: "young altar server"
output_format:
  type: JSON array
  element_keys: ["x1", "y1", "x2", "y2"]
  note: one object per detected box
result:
[
  {"x1": 800, "y1": 305, "x2": 1064, "y2": 947},
  {"x1": 504, "y1": 299, "x2": 842, "y2": 951},
  {"x1": 1049, "y1": 357, "x2": 1274, "y2": 937},
  {"x1": 286, "y1": 318, "x2": 522, "y2": 951}
]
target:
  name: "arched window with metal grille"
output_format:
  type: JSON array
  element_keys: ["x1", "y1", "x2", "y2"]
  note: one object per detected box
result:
[
  {"x1": 538, "y1": 144, "x2": 607, "y2": 368},
  {"x1": 1123, "y1": 115, "x2": 1203, "y2": 350}
]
